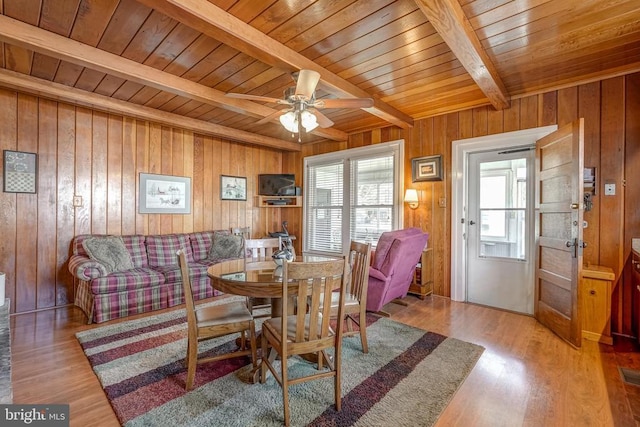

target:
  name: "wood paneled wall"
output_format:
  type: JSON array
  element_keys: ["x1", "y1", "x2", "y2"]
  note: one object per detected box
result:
[
  {"x1": 0, "y1": 88, "x2": 286, "y2": 315},
  {"x1": 3, "y1": 73, "x2": 640, "y2": 335},
  {"x1": 286, "y1": 72, "x2": 640, "y2": 336}
]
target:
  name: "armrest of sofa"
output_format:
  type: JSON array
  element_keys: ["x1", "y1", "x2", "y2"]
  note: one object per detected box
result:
[{"x1": 68, "y1": 254, "x2": 108, "y2": 281}]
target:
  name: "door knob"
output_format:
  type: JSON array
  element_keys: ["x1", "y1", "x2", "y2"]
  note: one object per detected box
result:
[{"x1": 469, "y1": 220, "x2": 476, "y2": 225}]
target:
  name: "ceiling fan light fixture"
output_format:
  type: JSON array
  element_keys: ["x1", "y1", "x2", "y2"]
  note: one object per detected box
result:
[
  {"x1": 226, "y1": 69, "x2": 371, "y2": 133},
  {"x1": 279, "y1": 111, "x2": 298, "y2": 133},
  {"x1": 301, "y1": 110, "x2": 318, "y2": 132}
]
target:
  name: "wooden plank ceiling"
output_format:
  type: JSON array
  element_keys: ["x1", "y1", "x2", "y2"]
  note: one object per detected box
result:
[{"x1": 0, "y1": 0, "x2": 638, "y2": 150}]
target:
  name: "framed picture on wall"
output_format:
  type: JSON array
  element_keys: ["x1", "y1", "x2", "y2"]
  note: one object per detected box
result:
[
  {"x1": 3, "y1": 150, "x2": 38, "y2": 193},
  {"x1": 220, "y1": 175, "x2": 247, "y2": 201},
  {"x1": 411, "y1": 155, "x2": 443, "y2": 182},
  {"x1": 138, "y1": 173, "x2": 191, "y2": 214}
]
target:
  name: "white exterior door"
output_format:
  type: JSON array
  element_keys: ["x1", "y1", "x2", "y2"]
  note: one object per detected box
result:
[{"x1": 466, "y1": 148, "x2": 535, "y2": 314}]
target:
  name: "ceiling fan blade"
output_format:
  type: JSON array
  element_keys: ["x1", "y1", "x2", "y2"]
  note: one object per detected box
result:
[
  {"x1": 295, "y1": 69, "x2": 320, "y2": 99},
  {"x1": 310, "y1": 109, "x2": 334, "y2": 128},
  {"x1": 313, "y1": 98, "x2": 374, "y2": 109},
  {"x1": 256, "y1": 109, "x2": 287, "y2": 125},
  {"x1": 225, "y1": 93, "x2": 286, "y2": 104}
]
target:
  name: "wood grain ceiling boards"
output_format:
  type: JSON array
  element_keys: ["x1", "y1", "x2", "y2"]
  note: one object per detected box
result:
[{"x1": 0, "y1": 0, "x2": 639, "y2": 149}]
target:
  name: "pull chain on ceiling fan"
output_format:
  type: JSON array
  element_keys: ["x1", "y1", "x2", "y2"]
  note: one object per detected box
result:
[{"x1": 225, "y1": 69, "x2": 374, "y2": 140}]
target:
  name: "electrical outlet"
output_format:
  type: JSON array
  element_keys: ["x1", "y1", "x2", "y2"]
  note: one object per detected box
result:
[
  {"x1": 438, "y1": 197, "x2": 446, "y2": 208},
  {"x1": 73, "y1": 196, "x2": 83, "y2": 207}
]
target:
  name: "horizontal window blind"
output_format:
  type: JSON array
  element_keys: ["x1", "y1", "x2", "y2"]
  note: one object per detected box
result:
[
  {"x1": 305, "y1": 161, "x2": 344, "y2": 253},
  {"x1": 304, "y1": 141, "x2": 403, "y2": 255}
]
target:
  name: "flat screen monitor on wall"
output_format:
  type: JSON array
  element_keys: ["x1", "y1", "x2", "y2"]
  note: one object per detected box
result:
[{"x1": 258, "y1": 174, "x2": 296, "y2": 196}]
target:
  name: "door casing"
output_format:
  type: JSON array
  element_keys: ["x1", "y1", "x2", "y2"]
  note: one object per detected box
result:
[{"x1": 451, "y1": 126, "x2": 558, "y2": 303}]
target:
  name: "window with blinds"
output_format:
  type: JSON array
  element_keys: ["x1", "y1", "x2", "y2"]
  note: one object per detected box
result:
[{"x1": 303, "y1": 140, "x2": 404, "y2": 256}]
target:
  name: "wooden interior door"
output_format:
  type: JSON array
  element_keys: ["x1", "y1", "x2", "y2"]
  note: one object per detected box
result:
[{"x1": 534, "y1": 119, "x2": 584, "y2": 348}]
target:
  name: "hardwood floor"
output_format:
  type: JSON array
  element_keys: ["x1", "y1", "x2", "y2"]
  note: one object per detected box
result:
[{"x1": 9, "y1": 295, "x2": 640, "y2": 426}]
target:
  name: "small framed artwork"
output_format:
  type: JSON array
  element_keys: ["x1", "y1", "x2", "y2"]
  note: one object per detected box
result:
[
  {"x1": 139, "y1": 173, "x2": 191, "y2": 214},
  {"x1": 3, "y1": 150, "x2": 38, "y2": 193},
  {"x1": 221, "y1": 175, "x2": 247, "y2": 201},
  {"x1": 412, "y1": 155, "x2": 443, "y2": 182}
]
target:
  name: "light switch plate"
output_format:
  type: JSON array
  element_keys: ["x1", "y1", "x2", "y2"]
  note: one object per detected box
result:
[
  {"x1": 604, "y1": 183, "x2": 615, "y2": 196},
  {"x1": 73, "y1": 196, "x2": 83, "y2": 207}
]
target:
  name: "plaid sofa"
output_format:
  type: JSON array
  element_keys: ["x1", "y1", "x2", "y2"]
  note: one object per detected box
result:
[{"x1": 69, "y1": 230, "x2": 239, "y2": 323}]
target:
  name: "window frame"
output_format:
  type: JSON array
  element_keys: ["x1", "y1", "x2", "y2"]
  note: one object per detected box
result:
[{"x1": 303, "y1": 140, "x2": 405, "y2": 256}]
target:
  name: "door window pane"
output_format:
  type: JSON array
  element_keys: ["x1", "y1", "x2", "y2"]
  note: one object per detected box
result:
[{"x1": 478, "y1": 158, "x2": 527, "y2": 260}]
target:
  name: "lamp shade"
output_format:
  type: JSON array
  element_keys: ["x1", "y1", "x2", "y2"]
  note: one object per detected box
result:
[
  {"x1": 300, "y1": 110, "x2": 318, "y2": 132},
  {"x1": 279, "y1": 111, "x2": 298, "y2": 133},
  {"x1": 279, "y1": 110, "x2": 319, "y2": 133},
  {"x1": 404, "y1": 189, "x2": 419, "y2": 209}
]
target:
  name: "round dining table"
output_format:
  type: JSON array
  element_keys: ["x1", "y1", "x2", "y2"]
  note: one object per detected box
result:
[
  {"x1": 208, "y1": 255, "x2": 338, "y2": 315},
  {"x1": 207, "y1": 255, "x2": 338, "y2": 383}
]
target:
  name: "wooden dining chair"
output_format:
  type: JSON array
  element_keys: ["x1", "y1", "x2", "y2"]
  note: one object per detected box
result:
[
  {"x1": 244, "y1": 237, "x2": 281, "y2": 259},
  {"x1": 260, "y1": 258, "x2": 348, "y2": 426},
  {"x1": 232, "y1": 226, "x2": 251, "y2": 239},
  {"x1": 177, "y1": 249, "x2": 258, "y2": 390},
  {"x1": 321, "y1": 240, "x2": 372, "y2": 353},
  {"x1": 244, "y1": 238, "x2": 282, "y2": 317}
]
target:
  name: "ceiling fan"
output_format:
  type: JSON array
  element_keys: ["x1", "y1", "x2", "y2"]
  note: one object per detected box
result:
[{"x1": 225, "y1": 70, "x2": 374, "y2": 137}]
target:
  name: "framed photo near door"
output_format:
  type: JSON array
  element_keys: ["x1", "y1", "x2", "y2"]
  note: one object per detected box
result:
[{"x1": 412, "y1": 155, "x2": 443, "y2": 182}]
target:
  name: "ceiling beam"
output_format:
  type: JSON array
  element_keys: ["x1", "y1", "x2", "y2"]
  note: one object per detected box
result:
[
  {"x1": 136, "y1": 0, "x2": 414, "y2": 129},
  {"x1": 0, "y1": 69, "x2": 302, "y2": 151},
  {"x1": 414, "y1": 0, "x2": 510, "y2": 110},
  {"x1": 0, "y1": 16, "x2": 272, "y2": 116},
  {"x1": 0, "y1": 15, "x2": 346, "y2": 142}
]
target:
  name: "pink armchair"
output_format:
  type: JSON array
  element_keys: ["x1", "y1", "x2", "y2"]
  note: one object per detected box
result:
[{"x1": 366, "y1": 228, "x2": 429, "y2": 313}]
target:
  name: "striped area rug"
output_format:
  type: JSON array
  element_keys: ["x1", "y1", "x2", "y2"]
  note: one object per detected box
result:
[{"x1": 76, "y1": 297, "x2": 484, "y2": 427}]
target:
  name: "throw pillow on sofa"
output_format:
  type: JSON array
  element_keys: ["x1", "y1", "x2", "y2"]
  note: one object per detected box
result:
[
  {"x1": 209, "y1": 233, "x2": 243, "y2": 261},
  {"x1": 82, "y1": 236, "x2": 134, "y2": 274}
]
